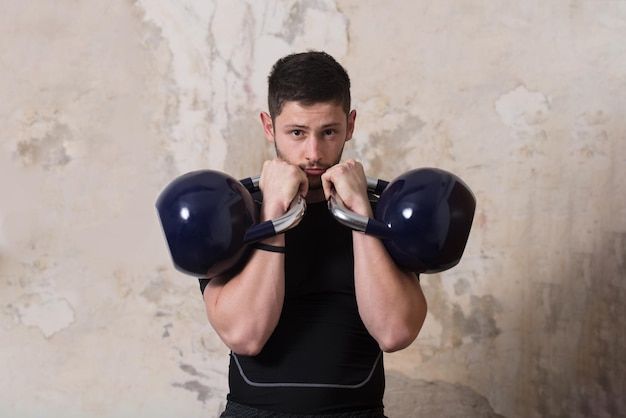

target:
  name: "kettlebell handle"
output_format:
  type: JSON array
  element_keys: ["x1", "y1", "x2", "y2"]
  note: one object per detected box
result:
[
  {"x1": 239, "y1": 175, "x2": 307, "y2": 243},
  {"x1": 328, "y1": 176, "x2": 393, "y2": 239},
  {"x1": 237, "y1": 174, "x2": 389, "y2": 243}
]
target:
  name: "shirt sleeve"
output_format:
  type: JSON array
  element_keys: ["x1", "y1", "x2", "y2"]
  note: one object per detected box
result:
[{"x1": 198, "y1": 278, "x2": 210, "y2": 295}]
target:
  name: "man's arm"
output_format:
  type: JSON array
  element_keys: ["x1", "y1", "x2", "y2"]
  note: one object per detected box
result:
[
  {"x1": 322, "y1": 159, "x2": 427, "y2": 352},
  {"x1": 352, "y1": 232, "x2": 427, "y2": 352},
  {"x1": 203, "y1": 235, "x2": 286, "y2": 356},
  {"x1": 203, "y1": 159, "x2": 307, "y2": 356}
]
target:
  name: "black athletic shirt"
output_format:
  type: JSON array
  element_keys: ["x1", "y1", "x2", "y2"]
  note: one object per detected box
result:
[{"x1": 200, "y1": 199, "x2": 384, "y2": 415}]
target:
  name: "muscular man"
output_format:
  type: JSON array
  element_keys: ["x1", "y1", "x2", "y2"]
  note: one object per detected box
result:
[{"x1": 200, "y1": 51, "x2": 427, "y2": 417}]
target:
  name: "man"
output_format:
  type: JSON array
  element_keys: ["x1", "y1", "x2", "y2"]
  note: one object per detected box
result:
[{"x1": 199, "y1": 51, "x2": 427, "y2": 417}]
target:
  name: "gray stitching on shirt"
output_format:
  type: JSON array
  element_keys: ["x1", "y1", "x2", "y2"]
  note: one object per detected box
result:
[{"x1": 232, "y1": 351, "x2": 383, "y2": 389}]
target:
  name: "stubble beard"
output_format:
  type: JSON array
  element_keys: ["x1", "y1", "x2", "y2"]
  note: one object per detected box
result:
[{"x1": 274, "y1": 142, "x2": 345, "y2": 191}]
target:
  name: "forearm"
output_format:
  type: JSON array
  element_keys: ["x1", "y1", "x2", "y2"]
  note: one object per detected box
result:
[
  {"x1": 353, "y1": 232, "x2": 427, "y2": 353},
  {"x1": 204, "y1": 235, "x2": 286, "y2": 355},
  {"x1": 204, "y1": 159, "x2": 306, "y2": 355}
]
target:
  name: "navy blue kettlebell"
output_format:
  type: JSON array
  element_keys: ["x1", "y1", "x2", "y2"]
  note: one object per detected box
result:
[
  {"x1": 329, "y1": 168, "x2": 476, "y2": 273},
  {"x1": 155, "y1": 170, "x2": 305, "y2": 277}
]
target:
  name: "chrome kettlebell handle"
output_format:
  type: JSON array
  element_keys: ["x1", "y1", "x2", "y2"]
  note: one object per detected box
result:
[
  {"x1": 241, "y1": 175, "x2": 386, "y2": 242},
  {"x1": 240, "y1": 175, "x2": 307, "y2": 243},
  {"x1": 327, "y1": 176, "x2": 393, "y2": 239}
]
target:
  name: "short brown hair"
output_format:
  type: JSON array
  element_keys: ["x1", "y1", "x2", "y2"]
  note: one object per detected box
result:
[{"x1": 267, "y1": 51, "x2": 351, "y2": 119}]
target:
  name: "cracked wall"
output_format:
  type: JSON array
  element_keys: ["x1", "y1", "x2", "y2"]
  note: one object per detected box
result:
[{"x1": 1, "y1": 1, "x2": 625, "y2": 417}]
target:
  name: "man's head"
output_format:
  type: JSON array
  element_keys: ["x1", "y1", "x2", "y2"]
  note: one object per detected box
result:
[
  {"x1": 261, "y1": 51, "x2": 356, "y2": 200},
  {"x1": 267, "y1": 51, "x2": 351, "y2": 120}
]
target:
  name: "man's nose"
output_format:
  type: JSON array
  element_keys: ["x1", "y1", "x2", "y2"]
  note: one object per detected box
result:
[{"x1": 305, "y1": 136, "x2": 323, "y2": 161}]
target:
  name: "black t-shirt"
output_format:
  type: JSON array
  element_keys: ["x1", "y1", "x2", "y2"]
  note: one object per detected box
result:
[{"x1": 200, "y1": 200, "x2": 384, "y2": 414}]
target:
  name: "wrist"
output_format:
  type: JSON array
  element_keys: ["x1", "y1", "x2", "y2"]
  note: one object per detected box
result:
[
  {"x1": 252, "y1": 242, "x2": 285, "y2": 253},
  {"x1": 261, "y1": 201, "x2": 290, "y2": 221},
  {"x1": 346, "y1": 198, "x2": 374, "y2": 218}
]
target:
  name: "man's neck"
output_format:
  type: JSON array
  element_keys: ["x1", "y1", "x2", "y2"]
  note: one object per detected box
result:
[{"x1": 305, "y1": 188, "x2": 327, "y2": 204}]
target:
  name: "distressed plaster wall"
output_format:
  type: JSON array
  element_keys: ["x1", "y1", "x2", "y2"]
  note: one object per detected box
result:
[{"x1": 1, "y1": 1, "x2": 624, "y2": 417}]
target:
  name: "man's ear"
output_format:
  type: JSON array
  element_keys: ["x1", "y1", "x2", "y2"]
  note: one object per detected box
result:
[
  {"x1": 260, "y1": 112, "x2": 275, "y2": 143},
  {"x1": 345, "y1": 109, "x2": 357, "y2": 142}
]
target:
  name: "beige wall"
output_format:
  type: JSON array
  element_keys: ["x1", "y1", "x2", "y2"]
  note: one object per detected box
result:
[{"x1": 1, "y1": 1, "x2": 624, "y2": 417}]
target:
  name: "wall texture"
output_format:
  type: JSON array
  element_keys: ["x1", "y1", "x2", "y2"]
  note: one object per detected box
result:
[{"x1": 1, "y1": 1, "x2": 624, "y2": 417}]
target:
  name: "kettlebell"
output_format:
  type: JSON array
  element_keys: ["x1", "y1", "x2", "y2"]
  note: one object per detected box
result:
[
  {"x1": 329, "y1": 168, "x2": 476, "y2": 273},
  {"x1": 156, "y1": 170, "x2": 305, "y2": 277}
]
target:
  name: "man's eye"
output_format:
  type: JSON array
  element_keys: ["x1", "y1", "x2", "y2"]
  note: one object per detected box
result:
[
  {"x1": 324, "y1": 129, "x2": 336, "y2": 136},
  {"x1": 292, "y1": 130, "x2": 303, "y2": 136}
]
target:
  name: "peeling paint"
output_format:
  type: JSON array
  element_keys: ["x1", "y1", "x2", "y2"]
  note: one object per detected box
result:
[
  {"x1": 172, "y1": 380, "x2": 211, "y2": 403},
  {"x1": 15, "y1": 114, "x2": 72, "y2": 170},
  {"x1": 180, "y1": 363, "x2": 208, "y2": 378},
  {"x1": 11, "y1": 293, "x2": 75, "y2": 338},
  {"x1": 494, "y1": 85, "x2": 550, "y2": 157},
  {"x1": 162, "y1": 322, "x2": 173, "y2": 338},
  {"x1": 453, "y1": 295, "x2": 502, "y2": 345}
]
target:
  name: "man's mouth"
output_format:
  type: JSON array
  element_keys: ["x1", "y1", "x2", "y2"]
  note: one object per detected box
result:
[{"x1": 304, "y1": 167, "x2": 326, "y2": 176}]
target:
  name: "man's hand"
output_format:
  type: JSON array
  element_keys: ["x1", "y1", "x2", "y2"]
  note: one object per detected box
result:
[
  {"x1": 321, "y1": 159, "x2": 373, "y2": 218},
  {"x1": 259, "y1": 158, "x2": 308, "y2": 220}
]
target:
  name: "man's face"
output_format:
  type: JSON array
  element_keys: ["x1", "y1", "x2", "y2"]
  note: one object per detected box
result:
[{"x1": 261, "y1": 101, "x2": 356, "y2": 193}]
